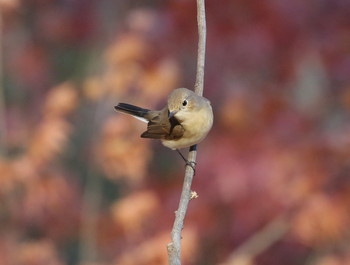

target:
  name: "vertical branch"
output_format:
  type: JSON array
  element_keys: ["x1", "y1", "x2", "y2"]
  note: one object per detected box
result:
[
  {"x1": 194, "y1": 0, "x2": 206, "y2": 96},
  {"x1": 78, "y1": 97, "x2": 114, "y2": 264},
  {"x1": 167, "y1": 1, "x2": 206, "y2": 265},
  {"x1": 0, "y1": 12, "x2": 7, "y2": 154},
  {"x1": 218, "y1": 215, "x2": 290, "y2": 265}
]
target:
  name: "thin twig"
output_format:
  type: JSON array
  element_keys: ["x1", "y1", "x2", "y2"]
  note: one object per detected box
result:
[
  {"x1": 167, "y1": 1, "x2": 206, "y2": 264},
  {"x1": 194, "y1": 0, "x2": 206, "y2": 96},
  {"x1": 78, "y1": 97, "x2": 114, "y2": 264},
  {"x1": 218, "y1": 215, "x2": 290, "y2": 265},
  {"x1": 0, "y1": 12, "x2": 7, "y2": 154}
]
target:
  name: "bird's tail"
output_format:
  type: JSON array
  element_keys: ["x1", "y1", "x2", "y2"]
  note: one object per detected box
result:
[{"x1": 114, "y1": 103, "x2": 150, "y2": 122}]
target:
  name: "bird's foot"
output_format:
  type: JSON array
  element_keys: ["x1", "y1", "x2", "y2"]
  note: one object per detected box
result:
[
  {"x1": 185, "y1": 160, "x2": 196, "y2": 173},
  {"x1": 176, "y1": 149, "x2": 196, "y2": 175}
]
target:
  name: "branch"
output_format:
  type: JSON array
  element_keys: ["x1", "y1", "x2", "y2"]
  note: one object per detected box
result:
[
  {"x1": 0, "y1": 12, "x2": 7, "y2": 154},
  {"x1": 218, "y1": 215, "x2": 290, "y2": 265},
  {"x1": 194, "y1": 0, "x2": 206, "y2": 96},
  {"x1": 167, "y1": 1, "x2": 206, "y2": 264}
]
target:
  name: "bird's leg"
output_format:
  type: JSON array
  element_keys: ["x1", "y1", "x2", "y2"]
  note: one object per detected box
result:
[{"x1": 176, "y1": 149, "x2": 197, "y2": 173}]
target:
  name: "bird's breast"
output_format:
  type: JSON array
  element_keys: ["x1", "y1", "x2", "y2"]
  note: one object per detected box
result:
[{"x1": 162, "y1": 105, "x2": 213, "y2": 149}]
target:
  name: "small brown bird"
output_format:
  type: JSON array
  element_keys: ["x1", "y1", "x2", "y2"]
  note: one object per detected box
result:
[{"x1": 114, "y1": 88, "x2": 213, "y2": 167}]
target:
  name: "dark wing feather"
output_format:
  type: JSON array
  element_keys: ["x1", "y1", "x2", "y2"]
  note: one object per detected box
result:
[
  {"x1": 141, "y1": 107, "x2": 184, "y2": 140},
  {"x1": 114, "y1": 103, "x2": 150, "y2": 118}
]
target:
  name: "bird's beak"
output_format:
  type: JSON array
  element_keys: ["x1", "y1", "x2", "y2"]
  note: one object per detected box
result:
[{"x1": 168, "y1": 111, "x2": 177, "y2": 118}]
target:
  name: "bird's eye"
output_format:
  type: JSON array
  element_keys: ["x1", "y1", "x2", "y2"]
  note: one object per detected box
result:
[{"x1": 182, "y1": 100, "x2": 188, "y2": 106}]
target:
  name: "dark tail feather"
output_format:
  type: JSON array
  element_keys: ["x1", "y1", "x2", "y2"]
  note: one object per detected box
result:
[{"x1": 114, "y1": 103, "x2": 150, "y2": 118}]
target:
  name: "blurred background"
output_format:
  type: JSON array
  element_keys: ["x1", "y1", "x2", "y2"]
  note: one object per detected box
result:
[{"x1": 1, "y1": 0, "x2": 350, "y2": 265}]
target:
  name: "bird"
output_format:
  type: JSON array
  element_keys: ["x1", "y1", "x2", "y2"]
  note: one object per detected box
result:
[{"x1": 114, "y1": 87, "x2": 213, "y2": 169}]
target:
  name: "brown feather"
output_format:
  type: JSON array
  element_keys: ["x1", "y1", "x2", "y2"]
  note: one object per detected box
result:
[{"x1": 141, "y1": 107, "x2": 184, "y2": 140}]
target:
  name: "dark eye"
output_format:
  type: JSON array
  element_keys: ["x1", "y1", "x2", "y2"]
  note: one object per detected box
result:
[{"x1": 182, "y1": 100, "x2": 188, "y2": 106}]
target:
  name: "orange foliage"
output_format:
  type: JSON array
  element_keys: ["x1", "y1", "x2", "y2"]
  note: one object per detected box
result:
[
  {"x1": 104, "y1": 35, "x2": 149, "y2": 66},
  {"x1": 27, "y1": 118, "x2": 71, "y2": 165},
  {"x1": 0, "y1": 81, "x2": 80, "y2": 262},
  {"x1": 0, "y1": 159, "x2": 17, "y2": 194},
  {"x1": 96, "y1": 115, "x2": 151, "y2": 184},
  {"x1": 0, "y1": 0, "x2": 19, "y2": 13},
  {"x1": 114, "y1": 229, "x2": 198, "y2": 265},
  {"x1": 83, "y1": 77, "x2": 105, "y2": 101},
  {"x1": 219, "y1": 95, "x2": 255, "y2": 132},
  {"x1": 26, "y1": 82, "x2": 78, "y2": 166},
  {"x1": 44, "y1": 82, "x2": 78, "y2": 117},
  {"x1": 291, "y1": 195, "x2": 349, "y2": 247},
  {"x1": 14, "y1": 240, "x2": 64, "y2": 265},
  {"x1": 111, "y1": 190, "x2": 160, "y2": 236},
  {"x1": 100, "y1": 33, "x2": 180, "y2": 105},
  {"x1": 315, "y1": 254, "x2": 350, "y2": 265}
]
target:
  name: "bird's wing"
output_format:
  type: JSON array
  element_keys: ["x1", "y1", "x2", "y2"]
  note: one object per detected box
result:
[{"x1": 141, "y1": 107, "x2": 184, "y2": 140}]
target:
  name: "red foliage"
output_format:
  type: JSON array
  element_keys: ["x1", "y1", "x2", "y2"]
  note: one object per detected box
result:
[{"x1": 1, "y1": 1, "x2": 350, "y2": 265}]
